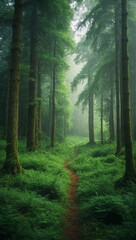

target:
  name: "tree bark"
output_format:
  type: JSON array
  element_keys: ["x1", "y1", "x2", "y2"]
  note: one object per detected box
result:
[
  {"x1": 37, "y1": 60, "x2": 42, "y2": 141},
  {"x1": 115, "y1": 0, "x2": 121, "y2": 154},
  {"x1": 131, "y1": 38, "x2": 136, "y2": 140},
  {"x1": 4, "y1": 0, "x2": 24, "y2": 174},
  {"x1": 27, "y1": 2, "x2": 37, "y2": 151},
  {"x1": 101, "y1": 93, "x2": 103, "y2": 144},
  {"x1": 133, "y1": 80, "x2": 136, "y2": 140},
  {"x1": 88, "y1": 85, "x2": 94, "y2": 143},
  {"x1": 109, "y1": 80, "x2": 115, "y2": 143},
  {"x1": 121, "y1": 0, "x2": 136, "y2": 181},
  {"x1": 51, "y1": 40, "x2": 56, "y2": 147},
  {"x1": 48, "y1": 76, "x2": 52, "y2": 137}
]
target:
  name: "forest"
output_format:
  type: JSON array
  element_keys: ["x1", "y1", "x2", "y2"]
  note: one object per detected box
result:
[{"x1": 0, "y1": 0, "x2": 136, "y2": 239}]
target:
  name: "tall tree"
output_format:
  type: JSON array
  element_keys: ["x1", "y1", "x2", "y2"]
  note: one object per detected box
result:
[
  {"x1": 88, "y1": 74, "x2": 94, "y2": 144},
  {"x1": 121, "y1": 0, "x2": 136, "y2": 181},
  {"x1": 109, "y1": 77, "x2": 115, "y2": 142},
  {"x1": 3, "y1": 0, "x2": 24, "y2": 174},
  {"x1": 27, "y1": 1, "x2": 37, "y2": 151},
  {"x1": 51, "y1": 40, "x2": 56, "y2": 147},
  {"x1": 100, "y1": 92, "x2": 104, "y2": 144},
  {"x1": 37, "y1": 60, "x2": 42, "y2": 141},
  {"x1": 115, "y1": 0, "x2": 121, "y2": 154}
]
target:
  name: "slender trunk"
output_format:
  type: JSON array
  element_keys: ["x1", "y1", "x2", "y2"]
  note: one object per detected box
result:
[
  {"x1": 48, "y1": 76, "x2": 52, "y2": 137},
  {"x1": 27, "y1": 2, "x2": 37, "y2": 151},
  {"x1": 115, "y1": 0, "x2": 121, "y2": 154},
  {"x1": 109, "y1": 81, "x2": 115, "y2": 143},
  {"x1": 120, "y1": 62, "x2": 124, "y2": 145},
  {"x1": 122, "y1": 0, "x2": 136, "y2": 181},
  {"x1": 35, "y1": 109, "x2": 38, "y2": 146},
  {"x1": 51, "y1": 40, "x2": 56, "y2": 147},
  {"x1": 101, "y1": 93, "x2": 103, "y2": 144},
  {"x1": 22, "y1": 109, "x2": 27, "y2": 138},
  {"x1": 88, "y1": 91, "x2": 94, "y2": 144},
  {"x1": 4, "y1": 0, "x2": 24, "y2": 174},
  {"x1": 88, "y1": 74, "x2": 94, "y2": 144},
  {"x1": 37, "y1": 60, "x2": 42, "y2": 141}
]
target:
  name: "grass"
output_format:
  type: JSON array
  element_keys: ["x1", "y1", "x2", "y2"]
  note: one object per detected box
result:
[
  {"x1": 0, "y1": 136, "x2": 86, "y2": 240},
  {"x1": 69, "y1": 142, "x2": 136, "y2": 240}
]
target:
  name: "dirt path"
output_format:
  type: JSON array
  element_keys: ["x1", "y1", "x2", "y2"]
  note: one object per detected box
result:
[{"x1": 64, "y1": 154, "x2": 81, "y2": 240}]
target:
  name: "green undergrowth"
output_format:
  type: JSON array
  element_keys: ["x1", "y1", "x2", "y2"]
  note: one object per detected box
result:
[
  {"x1": 0, "y1": 136, "x2": 86, "y2": 240},
  {"x1": 69, "y1": 142, "x2": 136, "y2": 240}
]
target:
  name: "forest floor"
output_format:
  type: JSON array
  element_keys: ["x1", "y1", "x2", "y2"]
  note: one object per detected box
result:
[{"x1": 0, "y1": 137, "x2": 136, "y2": 240}]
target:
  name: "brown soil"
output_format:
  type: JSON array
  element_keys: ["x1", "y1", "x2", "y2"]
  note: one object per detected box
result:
[{"x1": 64, "y1": 155, "x2": 81, "y2": 240}]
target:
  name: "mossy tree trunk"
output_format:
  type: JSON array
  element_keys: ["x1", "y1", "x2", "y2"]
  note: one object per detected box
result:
[
  {"x1": 115, "y1": 0, "x2": 121, "y2": 154},
  {"x1": 27, "y1": 1, "x2": 37, "y2": 151},
  {"x1": 51, "y1": 40, "x2": 56, "y2": 147},
  {"x1": 121, "y1": 0, "x2": 136, "y2": 181},
  {"x1": 4, "y1": 0, "x2": 24, "y2": 174}
]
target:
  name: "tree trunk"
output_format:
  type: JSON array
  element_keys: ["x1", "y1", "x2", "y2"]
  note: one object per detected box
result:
[
  {"x1": 115, "y1": 0, "x2": 121, "y2": 154},
  {"x1": 35, "y1": 109, "x2": 38, "y2": 146},
  {"x1": 133, "y1": 81, "x2": 136, "y2": 140},
  {"x1": 27, "y1": 2, "x2": 37, "y2": 151},
  {"x1": 4, "y1": 0, "x2": 24, "y2": 174},
  {"x1": 120, "y1": 66, "x2": 124, "y2": 145},
  {"x1": 48, "y1": 76, "x2": 52, "y2": 137},
  {"x1": 131, "y1": 40, "x2": 136, "y2": 140},
  {"x1": 51, "y1": 40, "x2": 56, "y2": 147},
  {"x1": 101, "y1": 93, "x2": 103, "y2": 144},
  {"x1": 37, "y1": 60, "x2": 42, "y2": 141},
  {"x1": 88, "y1": 88, "x2": 94, "y2": 143},
  {"x1": 121, "y1": 0, "x2": 136, "y2": 181},
  {"x1": 109, "y1": 80, "x2": 115, "y2": 143}
]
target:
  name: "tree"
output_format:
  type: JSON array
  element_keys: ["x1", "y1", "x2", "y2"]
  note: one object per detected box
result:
[
  {"x1": 115, "y1": 0, "x2": 121, "y2": 154},
  {"x1": 71, "y1": 55, "x2": 96, "y2": 144},
  {"x1": 51, "y1": 39, "x2": 56, "y2": 147},
  {"x1": 121, "y1": 0, "x2": 136, "y2": 181},
  {"x1": 27, "y1": 1, "x2": 37, "y2": 151},
  {"x1": 3, "y1": 0, "x2": 24, "y2": 174}
]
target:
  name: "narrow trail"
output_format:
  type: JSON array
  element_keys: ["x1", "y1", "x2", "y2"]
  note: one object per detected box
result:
[{"x1": 64, "y1": 152, "x2": 81, "y2": 240}]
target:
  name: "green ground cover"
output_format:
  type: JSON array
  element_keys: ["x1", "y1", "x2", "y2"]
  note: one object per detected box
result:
[
  {"x1": 0, "y1": 136, "x2": 86, "y2": 240},
  {"x1": 1, "y1": 137, "x2": 136, "y2": 240},
  {"x1": 69, "y1": 142, "x2": 136, "y2": 240}
]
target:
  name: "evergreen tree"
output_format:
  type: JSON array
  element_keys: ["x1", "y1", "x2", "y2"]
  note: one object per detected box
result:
[
  {"x1": 121, "y1": 0, "x2": 136, "y2": 181},
  {"x1": 27, "y1": 0, "x2": 37, "y2": 151},
  {"x1": 3, "y1": 0, "x2": 24, "y2": 174}
]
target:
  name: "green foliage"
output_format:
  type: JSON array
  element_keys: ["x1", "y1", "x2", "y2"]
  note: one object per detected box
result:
[{"x1": 0, "y1": 138, "x2": 80, "y2": 240}]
